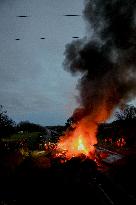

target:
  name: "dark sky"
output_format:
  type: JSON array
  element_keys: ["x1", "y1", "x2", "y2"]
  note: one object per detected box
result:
[{"x1": 0, "y1": 0, "x2": 85, "y2": 125}]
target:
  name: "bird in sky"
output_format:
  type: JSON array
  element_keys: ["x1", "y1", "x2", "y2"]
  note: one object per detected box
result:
[
  {"x1": 40, "y1": 37, "x2": 46, "y2": 39},
  {"x1": 72, "y1": 36, "x2": 80, "y2": 39},
  {"x1": 16, "y1": 15, "x2": 29, "y2": 17},
  {"x1": 15, "y1": 38, "x2": 20, "y2": 40},
  {"x1": 63, "y1": 14, "x2": 81, "y2": 16}
]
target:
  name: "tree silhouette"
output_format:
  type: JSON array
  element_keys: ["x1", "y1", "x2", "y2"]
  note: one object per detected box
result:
[
  {"x1": 17, "y1": 121, "x2": 46, "y2": 133},
  {"x1": 115, "y1": 104, "x2": 136, "y2": 121},
  {"x1": 0, "y1": 105, "x2": 15, "y2": 138},
  {"x1": 115, "y1": 104, "x2": 136, "y2": 146}
]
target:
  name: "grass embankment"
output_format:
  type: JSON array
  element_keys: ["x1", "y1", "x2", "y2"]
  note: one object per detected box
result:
[
  {"x1": 1, "y1": 132, "x2": 41, "y2": 150},
  {"x1": 2, "y1": 132, "x2": 41, "y2": 142},
  {"x1": 0, "y1": 132, "x2": 51, "y2": 177}
]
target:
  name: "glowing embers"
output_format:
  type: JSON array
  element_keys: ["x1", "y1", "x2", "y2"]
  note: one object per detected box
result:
[
  {"x1": 115, "y1": 137, "x2": 126, "y2": 147},
  {"x1": 104, "y1": 137, "x2": 126, "y2": 148}
]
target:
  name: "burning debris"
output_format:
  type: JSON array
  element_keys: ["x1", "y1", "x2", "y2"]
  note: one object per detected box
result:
[
  {"x1": 57, "y1": 131, "x2": 96, "y2": 159},
  {"x1": 57, "y1": 0, "x2": 136, "y2": 158}
]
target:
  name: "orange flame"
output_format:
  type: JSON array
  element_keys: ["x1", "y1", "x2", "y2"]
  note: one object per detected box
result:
[
  {"x1": 57, "y1": 118, "x2": 98, "y2": 159},
  {"x1": 57, "y1": 135, "x2": 91, "y2": 159},
  {"x1": 57, "y1": 103, "x2": 113, "y2": 159}
]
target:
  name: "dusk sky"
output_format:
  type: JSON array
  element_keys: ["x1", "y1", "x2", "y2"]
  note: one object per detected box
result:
[{"x1": 0, "y1": 0, "x2": 85, "y2": 125}]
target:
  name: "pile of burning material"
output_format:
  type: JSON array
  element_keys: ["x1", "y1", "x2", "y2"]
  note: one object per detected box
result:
[
  {"x1": 55, "y1": 108, "x2": 98, "y2": 160},
  {"x1": 52, "y1": 122, "x2": 124, "y2": 170},
  {"x1": 53, "y1": 134, "x2": 104, "y2": 170},
  {"x1": 53, "y1": 147, "x2": 107, "y2": 172},
  {"x1": 51, "y1": 107, "x2": 109, "y2": 169}
]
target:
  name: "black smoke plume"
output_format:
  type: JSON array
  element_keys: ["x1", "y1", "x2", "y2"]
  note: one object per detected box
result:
[{"x1": 64, "y1": 0, "x2": 136, "y2": 122}]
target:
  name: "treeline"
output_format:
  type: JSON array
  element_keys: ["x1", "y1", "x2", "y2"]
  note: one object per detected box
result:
[
  {"x1": 0, "y1": 105, "x2": 46, "y2": 139},
  {"x1": 17, "y1": 121, "x2": 46, "y2": 133},
  {"x1": 1, "y1": 104, "x2": 136, "y2": 148},
  {"x1": 97, "y1": 104, "x2": 136, "y2": 147}
]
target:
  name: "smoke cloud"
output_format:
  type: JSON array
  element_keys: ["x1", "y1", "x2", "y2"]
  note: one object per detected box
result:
[{"x1": 64, "y1": 0, "x2": 136, "y2": 122}]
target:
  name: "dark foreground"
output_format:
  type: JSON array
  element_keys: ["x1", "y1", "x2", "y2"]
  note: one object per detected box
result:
[{"x1": 0, "y1": 152, "x2": 136, "y2": 205}]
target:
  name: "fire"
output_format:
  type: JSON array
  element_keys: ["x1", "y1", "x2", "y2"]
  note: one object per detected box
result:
[
  {"x1": 57, "y1": 118, "x2": 98, "y2": 159},
  {"x1": 71, "y1": 135, "x2": 89, "y2": 155},
  {"x1": 57, "y1": 134, "x2": 91, "y2": 159},
  {"x1": 56, "y1": 105, "x2": 112, "y2": 160},
  {"x1": 78, "y1": 137, "x2": 87, "y2": 152}
]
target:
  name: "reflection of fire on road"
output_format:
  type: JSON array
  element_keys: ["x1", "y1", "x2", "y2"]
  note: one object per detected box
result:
[{"x1": 96, "y1": 147, "x2": 124, "y2": 164}]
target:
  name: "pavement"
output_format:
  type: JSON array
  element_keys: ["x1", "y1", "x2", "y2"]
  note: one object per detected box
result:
[{"x1": 96, "y1": 147, "x2": 124, "y2": 164}]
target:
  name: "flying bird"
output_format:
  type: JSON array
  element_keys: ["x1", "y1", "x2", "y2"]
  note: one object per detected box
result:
[
  {"x1": 40, "y1": 38, "x2": 45, "y2": 39},
  {"x1": 72, "y1": 37, "x2": 80, "y2": 39},
  {"x1": 16, "y1": 16, "x2": 29, "y2": 17},
  {"x1": 63, "y1": 15, "x2": 81, "y2": 16},
  {"x1": 15, "y1": 38, "x2": 20, "y2": 40}
]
